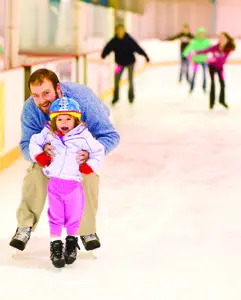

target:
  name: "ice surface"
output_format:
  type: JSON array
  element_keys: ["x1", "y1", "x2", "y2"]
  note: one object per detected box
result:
[{"x1": 1, "y1": 64, "x2": 241, "y2": 300}]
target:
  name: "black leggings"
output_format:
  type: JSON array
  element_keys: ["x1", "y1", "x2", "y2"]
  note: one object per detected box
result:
[{"x1": 209, "y1": 65, "x2": 225, "y2": 108}]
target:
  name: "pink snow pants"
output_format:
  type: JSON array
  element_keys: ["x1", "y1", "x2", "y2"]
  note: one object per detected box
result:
[{"x1": 47, "y1": 177, "x2": 85, "y2": 236}]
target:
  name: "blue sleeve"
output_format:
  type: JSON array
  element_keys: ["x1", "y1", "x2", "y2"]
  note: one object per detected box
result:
[
  {"x1": 80, "y1": 88, "x2": 120, "y2": 154},
  {"x1": 20, "y1": 105, "x2": 43, "y2": 161}
]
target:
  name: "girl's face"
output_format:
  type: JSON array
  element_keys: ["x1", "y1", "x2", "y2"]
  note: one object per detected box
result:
[
  {"x1": 56, "y1": 114, "x2": 75, "y2": 134},
  {"x1": 219, "y1": 33, "x2": 227, "y2": 46},
  {"x1": 199, "y1": 32, "x2": 206, "y2": 39}
]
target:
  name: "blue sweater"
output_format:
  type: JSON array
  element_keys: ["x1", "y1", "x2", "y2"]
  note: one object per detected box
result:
[{"x1": 20, "y1": 82, "x2": 120, "y2": 161}]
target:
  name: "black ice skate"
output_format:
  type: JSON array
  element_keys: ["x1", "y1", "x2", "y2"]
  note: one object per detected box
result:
[
  {"x1": 50, "y1": 240, "x2": 65, "y2": 268},
  {"x1": 111, "y1": 98, "x2": 119, "y2": 105},
  {"x1": 9, "y1": 227, "x2": 31, "y2": 251},
  {"x1": 220, "y1": 101, "x2": 229, "y2": 109},
  {"x1": 80, "y1": 233, "x2": 101, "y2": 251},
  {"x1": 64, "y1": 236, "x2": 80, "y2": 265}
]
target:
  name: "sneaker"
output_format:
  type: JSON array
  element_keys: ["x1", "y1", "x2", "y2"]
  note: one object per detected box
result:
[
  {"x1": 64, "y1": 236, "x2": 80, "y2": 265},
  {"x1": 50, "y1": 240, "x2": 65, "y2": 268},
  {"x1": 128, "y1": 98, "x2": 134, "y2": 104},
  {"x1": 80, "y1": 233, "x2": 101, "y2": 251},
  {"x1": 9, "y1": 227, "x2": 31, "y2": 251}
]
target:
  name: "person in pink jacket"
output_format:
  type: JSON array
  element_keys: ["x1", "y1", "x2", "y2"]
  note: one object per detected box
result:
[
  {"x1": 29, "y1": 97, "x2": 105, "y2": 268},
  {"x1": 190, "y1": 32, "x2": 235, "y2": 109}
]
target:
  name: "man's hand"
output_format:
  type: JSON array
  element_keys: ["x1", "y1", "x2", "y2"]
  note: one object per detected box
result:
[
  {"x1": 76, "y1": 150, "x2": 89, "y2": 165},
  {"x1": 44, "y1": 143, "x2": 55, "y2": 158}
]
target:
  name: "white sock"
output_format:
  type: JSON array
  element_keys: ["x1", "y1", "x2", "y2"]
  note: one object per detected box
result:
[
  {"x1": 67, "y1": 235, "x2": 78, "y2": 238},
  {"x1": 51, "y1": 237, "x2": 61, "y2": 242}
]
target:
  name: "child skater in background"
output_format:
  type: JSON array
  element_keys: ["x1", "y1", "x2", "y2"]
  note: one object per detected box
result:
[
  {"x1": 183, "y1": 27, "x2": 211, "y2": 93},
  {"x1": 190, "y1": 32, "x2": 235, "y2": 110},
  {"x1": 29, "y1": 97, "x2": 105, "y2": 268},
  {"x1": 167, "y1": 24, "x2": 194, "y2": 83}
]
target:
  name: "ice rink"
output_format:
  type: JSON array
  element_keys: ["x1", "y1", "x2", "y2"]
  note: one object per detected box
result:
[{"x1": 1, "y1": 64, "x2": 241, "y2": 300}]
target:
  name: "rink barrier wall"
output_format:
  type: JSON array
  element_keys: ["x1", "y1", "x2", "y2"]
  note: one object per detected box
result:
[
  {"x1": 0, "y1": 67, "x2": 24, "y2": 171},
  {"x1": 1, "y1": 38, "x2": 241, "y2": 172}
]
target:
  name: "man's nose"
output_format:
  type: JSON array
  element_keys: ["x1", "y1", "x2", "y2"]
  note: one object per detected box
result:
[{"x1": 39, "y1": 95, "x2": 47, "y2": 103}]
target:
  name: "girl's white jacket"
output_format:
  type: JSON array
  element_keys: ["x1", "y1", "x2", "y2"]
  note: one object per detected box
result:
[{"x1": 29, "y1": 123, "x2": 105, "y2": 182}]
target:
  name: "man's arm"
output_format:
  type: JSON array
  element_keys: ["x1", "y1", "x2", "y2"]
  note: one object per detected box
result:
[
  {"x1": 167, "y1": 33, "x2": 182, "y2": 41},
  {"x1": 131, "y1": 37, "x2": 150, "y2": 62},
  {"x1": 101, "y1": 38, "x2": 114, "y2": 59},
  {"x1": 20, "y1": 105, "x2": 44, "y2": 161},
  {"x1": 80, "y1": 88, "x2": 120, "y2": 154}
]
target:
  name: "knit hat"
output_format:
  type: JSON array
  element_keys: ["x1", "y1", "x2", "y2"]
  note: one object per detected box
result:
[
  {"x1": 49, "y1": 97, "x2": 81, "y2": 120},
  {"x1": 197, "y1": 27, "x2": 206, "y2": 33}
]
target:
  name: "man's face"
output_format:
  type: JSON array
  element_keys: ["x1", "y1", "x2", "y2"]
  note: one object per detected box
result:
[
  {"x1": 116, "y1": 27, "x2": 125, "y2": 39},
  {"x1": 30, "y1": 79, "x2": 61, "y2": 114},
  {"x1": 183, "y1": 26, "x2": 189, "y2": 34}
]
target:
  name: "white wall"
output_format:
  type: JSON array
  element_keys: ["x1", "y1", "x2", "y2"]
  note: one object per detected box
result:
[
  {"x1": 0, "y1": 68, "x2": 24, "y2": 154},
  {"x1": 0, "y1": 0, "x2": 4, "y2": 37},
  {"x1": 216, "y1": 0, "x2": 241, "y2": 38},
  {"x1": 1, "y1": 38, "x2": 241, "y2": 156}
]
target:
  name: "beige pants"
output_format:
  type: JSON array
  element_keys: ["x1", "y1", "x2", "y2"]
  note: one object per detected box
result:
[{"x1": 16, "y1": 163, "x2": 99, "y2": 235}]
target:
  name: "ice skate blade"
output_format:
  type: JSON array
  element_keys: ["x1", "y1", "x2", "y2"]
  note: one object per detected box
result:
[
  {"x1": 77, "y1": 249, "x2": 98, "y2": 259},
  {"x1": 12, "y1": 249, "x2": 20, "y2": 259},
  {"x1": 90, "y1": 250, "x2": 97, "y2": 259}
]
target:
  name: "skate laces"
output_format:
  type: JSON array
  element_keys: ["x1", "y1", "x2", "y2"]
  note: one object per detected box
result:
[
  {"x1": 15, "y1": 227, "x2": 31, "y2": 243},
  {"x1": 66, "y1": 237, "x2": 80, "y2": 254},
  {"x1": 51, "y1": 241, "x2": 64, "y2": 258}
]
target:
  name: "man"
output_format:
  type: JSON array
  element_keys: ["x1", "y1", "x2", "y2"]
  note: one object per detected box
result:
[
  {"x1": 167, "y1": 24, "x2": 194, "y2": 83},
  {"x1": 9, "y1": 68, "x2": 120, "y2": 251},
  {"x1": 101, "y1": 24, "x2": 150, "y2": 105}
]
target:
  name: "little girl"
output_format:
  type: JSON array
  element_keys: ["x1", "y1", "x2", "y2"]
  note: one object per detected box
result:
[
  {"x1": 29, "y1": 97, "x2": 105, "y2": 268},
  {"x1": 183, "y1": 27, "x2": 211, "y2": 93},
  {"x1": 191, "y1": 32, "x2": 235, "y2": 109}
]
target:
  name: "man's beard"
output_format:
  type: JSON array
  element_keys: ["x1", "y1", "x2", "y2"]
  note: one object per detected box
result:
[{"x1": 38, "y1": 91, "x2": 59, "y2": 114}]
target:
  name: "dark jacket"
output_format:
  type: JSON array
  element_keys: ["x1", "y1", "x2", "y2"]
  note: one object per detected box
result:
[
  {"x1": 101, "y1": 33, "x2": 149, "y2": 66},
  {"x1": 168, "y1": 32, "x2": 194, "y2": 53}
]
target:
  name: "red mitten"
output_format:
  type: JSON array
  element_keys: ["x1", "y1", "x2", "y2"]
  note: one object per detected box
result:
[
  {"x1": 35, "y1": 152, "x2": 51, "y2": 167},
  {"x1": 79, "y1": 163, "x2": 93, "y2": 174}
]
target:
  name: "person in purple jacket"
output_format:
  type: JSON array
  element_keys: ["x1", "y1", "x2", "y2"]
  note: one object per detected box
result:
[
  {"x1": 29, "y1": 97, "x2": 105, "y2": 268},
  {"x1": 191, "y1": 32, "x2": 235, "y2": 109}
]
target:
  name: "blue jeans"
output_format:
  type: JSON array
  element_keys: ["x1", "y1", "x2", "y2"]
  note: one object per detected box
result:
[
  {"x1": 190, "y1": 62, "x2": 207, "y2": 92},
  {"x1": 113, "y1": 63, "x2": 134, "y2": 101},
  {"x1": 179, "y1": 54, "x2": 190, "y2": 82}
]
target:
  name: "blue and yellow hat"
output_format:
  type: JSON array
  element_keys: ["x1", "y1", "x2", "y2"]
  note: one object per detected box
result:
[{"x1": 49, "y1": 97, "x2": 81, "y2": 120}]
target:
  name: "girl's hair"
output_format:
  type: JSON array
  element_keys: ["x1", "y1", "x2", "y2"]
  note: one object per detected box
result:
[
  {"x1": 50, "y1": 115, "x2": 81, "y2": 135},
  {"x1": 221, "y1": 32, "x2": 236, "y2": 52}
]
